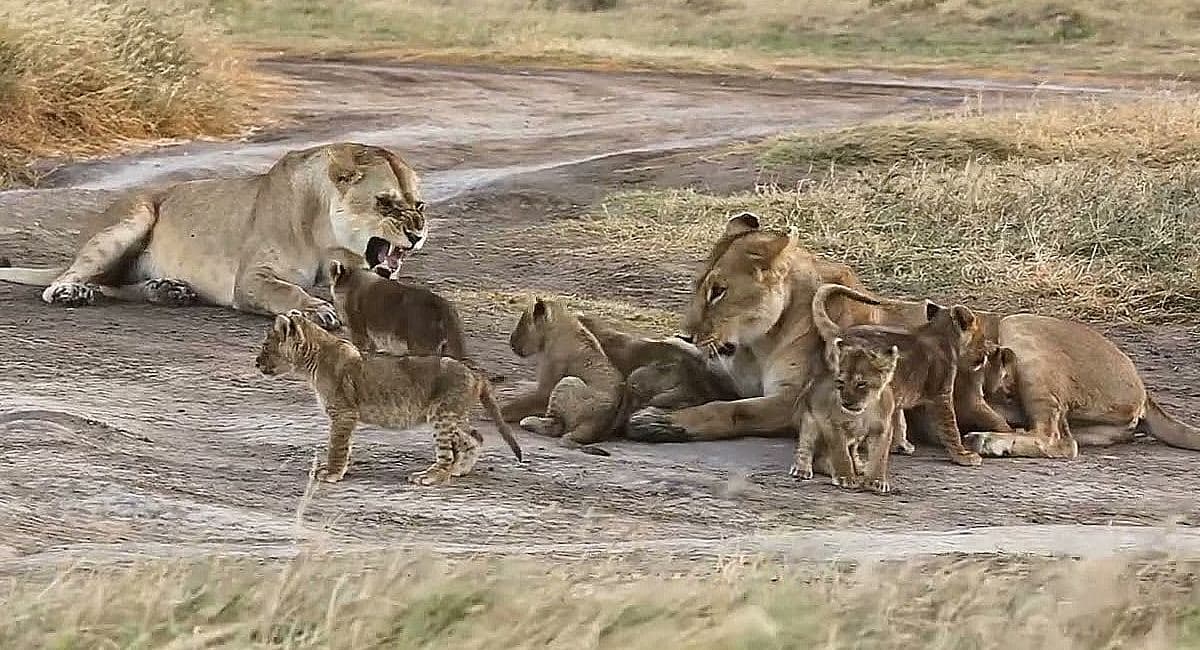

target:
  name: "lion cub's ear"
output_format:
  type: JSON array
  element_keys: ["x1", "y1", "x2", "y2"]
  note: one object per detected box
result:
[
  {"x1": 273, "y1": 314, "x2": 295, "y2": 337},
  {"x1": 328, "y1": 260, "x2": 347, "y2": 281},
  {"x1": 924, "y1": 299, "x2": 947, "y2": 322},
  {"x1": 951, "y1": 305, "x2": 976, "y2": 331},
  {"x1": 724, "y1": 211, "x2": 761, "y2": 237},
  {"x1": 532, "y1": 298, "x2": 548, "y2": 321},
  {"x1": 997, "y1": 346, "x2": 1017, "y2": 369}
]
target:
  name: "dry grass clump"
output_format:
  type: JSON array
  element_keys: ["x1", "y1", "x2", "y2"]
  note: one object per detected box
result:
[
  {"x1": 760, "y1": 94, "x2": 1200, "y2": 171},
  {"x1": 538, "y1": 160, "x2": 1200, "y2": 323},
  {"x1": 1, "y1": 551, "x2": 1198, "y2": 648},
  {"x1": 0, "y1": 0, "x2": 254, "y2": 187},
  {"x1": 216, "y1": 0, "x2": 1200, "y2": 76}
]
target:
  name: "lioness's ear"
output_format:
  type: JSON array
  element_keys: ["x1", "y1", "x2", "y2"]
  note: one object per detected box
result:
[
  {"x1": 327, "y1": 146, "x2": 361, "y2": 185},
  {"x1": 746, "y1": 235, "x2": 791, "y2": 272},
  {"x1": 925, "y1": 300, "x2": 946, "y2": 322},
  {"x1": 532, "y1": 298, "x2": 547, "y2": 321},
  {"x1": 724, "y1": 212, "x2": 761, "y2": 238},
  {"x1": 951, "y1": 305, "x2": 976, "y2": 331}
]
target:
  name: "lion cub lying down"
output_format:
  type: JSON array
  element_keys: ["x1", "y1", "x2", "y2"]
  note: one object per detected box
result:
[
  {"x1": 255, "y1": 310, "x2": 522, "y2": 486},
  {"x1": 502, "y1": 298, "x2": 622, "y2": 456},
  {"x1": 812, "y1": 283, "x2": 987, "y2": 468}
]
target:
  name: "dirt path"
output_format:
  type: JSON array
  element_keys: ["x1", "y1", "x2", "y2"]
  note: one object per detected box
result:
[{"x1": 1, "y1": 58, "x2": 1196, "y2": 570}]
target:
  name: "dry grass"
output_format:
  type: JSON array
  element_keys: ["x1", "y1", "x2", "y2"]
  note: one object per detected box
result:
[
  {"x1": 760, "y1": 94, "x2": 1200, "y2": 171},
  {"x1": 2, "y1": 551, "x2": 1198, "y2": 648},
  {"x1": 450, "y1": 288, "x2": 677, "y2": 333},
  {"x1": 0, "y1": 0, "x2": 256, "y2": 187},
  {"x1": 215, "y1": 0, "x2": 1200, "y2": 77}
]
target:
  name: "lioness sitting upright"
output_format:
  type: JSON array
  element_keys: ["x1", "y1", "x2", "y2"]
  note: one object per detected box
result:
[
  {"x1": 0, "y1": 143, "x2": 428, "y2": 329},
  {"x1": 502, "y1": 298, "x2": 622, "y2": 454},
  {"x1": 255, "y1": 310, "x2": 522, "y2": 486},
  {"x1": 791, "y1": 337, "x2": 901, "y2": 494},
  {"x1": 328, "y1": 260, "x2": 467, "y2": 359},
  {"x1": 812, "y1": 283, "x2": 987, "y2": 467}
]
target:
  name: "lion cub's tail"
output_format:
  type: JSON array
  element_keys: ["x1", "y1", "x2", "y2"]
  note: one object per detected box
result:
[
  {"x1": 476, "y1": 375, "x2": 524, "y2": 462},
  {"x1": 1143, "y1": 395, "x2": 1200, "y2": 451},
  {"x1": 812, "y1": 283, "x2": 883, "y2": 345}
]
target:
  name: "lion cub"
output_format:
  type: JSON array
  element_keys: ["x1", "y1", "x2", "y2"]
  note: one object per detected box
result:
[
  {"x1": 813, "y1": 283, "x2": 987, "y2": 467},
  {"x1": 502, "y1": 298, "x2": 622, "y2": 455},
  {"x1": 791, "y1": 340, "x2": 900, "y2": 494},
  {"x1": 255, "y1": 310, "x2": 522, "y2": 486},
  {"x1": 328, "y1": 260, "x2": 467, "y2": 359}
]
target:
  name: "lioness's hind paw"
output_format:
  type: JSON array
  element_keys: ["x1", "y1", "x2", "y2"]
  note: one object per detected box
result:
[
  {"x1": 625, "y1": 407, "x2": 690, "y2": 442},
  {"x1": 145, "y1": 278, "x2": 199, "y2": 306},
  {"x1": 42, "y1": 282, "x2": 99, "y2": 307}
]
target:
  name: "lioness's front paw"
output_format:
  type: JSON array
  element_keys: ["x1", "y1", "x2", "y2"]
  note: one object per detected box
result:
[
  {"x1": 314, "y1": 465, "x2": 347, "y2": 483},
  {"x1": 951, "y1": 449, "x2": 984, "y2": 467},
  {"x1": 625, "y1": 407, "x2": 690, "y2": 442},
  {"x1": 42, "y1": 282, "x2": 99, "y2": 307},
  {"x1": 519, "y1": 415, "x2": 563, "y2": 437},
  {"x1": 145, "y1": 278, "x2": 199, "y2": 306},
  {"x1": 301, "y1": 302, "x2": 341, "y2": 330},
  {"x1": 409, "y1": 466, "x2": 452, "y2": 486}
]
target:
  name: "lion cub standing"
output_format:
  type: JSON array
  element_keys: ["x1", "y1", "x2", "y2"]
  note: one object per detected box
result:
[
  {"x1": 255, "y1": 310, "x2": 522, "y2": 486},
  {"x1": 791, "y1": 340, "x2": 901, "y2": 494},
  {"x1": 502, "y1": 298, "x2": 622, "y2": 455},
  {"x1": 328, "y1": 260, "x2": 467, "y2": 359},
  {"x1": 812, "y1": 283, "x2": 987, "y2": 468}
]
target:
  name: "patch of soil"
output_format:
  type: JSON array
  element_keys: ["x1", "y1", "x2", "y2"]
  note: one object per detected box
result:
[{"x1": 1, "y1": 58, "x2": 1196, "y2": 569}]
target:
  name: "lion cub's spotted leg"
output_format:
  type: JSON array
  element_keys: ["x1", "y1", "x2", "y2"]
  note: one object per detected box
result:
[
  {"x1": 789, "y1": 411, "x2": 819, "y2": 480},
  {"x1": 449, "y1": 428, "x2": 483, "y2": 477},
  {"x1": 43, "y1": 201, "x2": 157, "y2": 307},
  {"x1": 827, "y1": 426, "x2": 860, "y2": 491},
  {"x1": 410, "y1": 408, "x2": 462, "y2": 486},
  {"x1": 860, "y1": 407, "x2": 896, "y2": 494},
  {"x1": 929, "y1": 395, "x2": 983, "y2": 467},
  {"x1": 316, "y1": 404, "x2": 359, "y2": 483},
  {"x1": 890, "y1": 408, "x2": 914, "y2": 455}
]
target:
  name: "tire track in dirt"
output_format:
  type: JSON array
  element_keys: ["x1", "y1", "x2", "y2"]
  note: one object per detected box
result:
[{"x1": 0, "y1": 59, "x2": 1196, "y2": 569}]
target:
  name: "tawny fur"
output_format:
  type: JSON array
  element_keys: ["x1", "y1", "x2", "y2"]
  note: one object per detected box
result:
[
  {"x1": 502, "y1": 299, "x2": 623, "y2": 456},
  {"x1": 791, "y1": 342, "x2": 901, "y2": 494},
  {"x1": 0, "y1": 143, "x2": 427, "y2": 330},
  {"x1": 329, "y1": 261, "x2": 468, "y2": 359},
  {"x1": 811, "y1": 283, "x2": 988, "y2": 467},
  {"x1": 623, "y1": 213, "x2": 920, "y2": 447},
  {"x1": 255, "y1": 310, "x2": 521, "y2": 487}
]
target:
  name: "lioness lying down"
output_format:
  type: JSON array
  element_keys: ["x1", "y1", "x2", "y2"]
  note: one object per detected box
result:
[{"x1": 0, "y1": 142, "x2": 428, "y2": 329}]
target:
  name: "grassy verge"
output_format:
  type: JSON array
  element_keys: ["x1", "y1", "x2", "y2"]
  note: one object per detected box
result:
[
  {"x1": 520, "y1": 95, "x2": 1200, "y2": 323},
  {"x1": 214, "y1": 0, "x2": 1200, "y2": 78},
  {"x1": 0, "y1": 0, "x2": 256, "y2": 187},
  {"x1": 2, "y1": 551, "x2": 1198, "y2": 648}
]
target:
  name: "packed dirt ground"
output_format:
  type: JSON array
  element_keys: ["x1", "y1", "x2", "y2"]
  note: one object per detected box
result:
[{"x1": 1, "y1": 57, "x2": 1198, "y2": 571}]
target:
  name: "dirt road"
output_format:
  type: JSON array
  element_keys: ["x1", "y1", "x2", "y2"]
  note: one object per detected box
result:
[{"x1": 1, "y1": 58, "x2": 1197, "y2": 570}]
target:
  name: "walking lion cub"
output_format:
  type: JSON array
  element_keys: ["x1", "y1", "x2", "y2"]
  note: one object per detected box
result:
[{"x1": 255, "y1": 310, "x2": 522, "y2": 486}]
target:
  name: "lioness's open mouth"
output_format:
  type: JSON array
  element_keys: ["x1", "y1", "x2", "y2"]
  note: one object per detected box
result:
[{"x1": 365, "y1": 236, "x2": 411, "y2": 275}]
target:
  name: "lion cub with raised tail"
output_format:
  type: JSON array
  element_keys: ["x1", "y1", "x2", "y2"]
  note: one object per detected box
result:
[
  {"x1": 255, "y1": 310, "x2": 522, "y2": 486},
  {"x1": 790, "y1": 340, "x2": 901, "y2": 494},
  {"x1": 328, "y1": 260, "x2": 468, "y2": 359},
  {"x1": 502, "y1": 298, "x2": 622, "y2": 456}
]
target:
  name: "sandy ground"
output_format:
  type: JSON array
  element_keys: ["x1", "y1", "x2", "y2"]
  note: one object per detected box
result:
[{"x1": 1, "y1": 58, "x2": 1198, "y2": 570}]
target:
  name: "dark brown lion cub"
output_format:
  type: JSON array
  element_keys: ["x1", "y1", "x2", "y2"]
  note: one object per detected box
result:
[{"x1": 329, "y1": 260, "x2": 467, "y2": 359}]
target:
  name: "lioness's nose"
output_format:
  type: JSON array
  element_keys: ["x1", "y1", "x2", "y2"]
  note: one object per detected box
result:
[{"x1": 404, "y1": 229, "x2": 424, "y2": 244}]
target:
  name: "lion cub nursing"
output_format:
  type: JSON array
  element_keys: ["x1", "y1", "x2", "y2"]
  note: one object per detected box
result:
[
  {"x1": 794, "y1": 283, "x2": 988, "y2": 493},
  {"x1": 255, "y1": 310, "x2": 522, "y2": 486}
]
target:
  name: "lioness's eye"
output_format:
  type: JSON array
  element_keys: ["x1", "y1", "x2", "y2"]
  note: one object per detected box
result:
[{"x1": 708, "y1": 285, "x2": 726, "y2": 303}]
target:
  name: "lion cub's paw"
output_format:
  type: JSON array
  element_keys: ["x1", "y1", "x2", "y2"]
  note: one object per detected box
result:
[
  {"x1": 314, "y1": 465, "x2": 347, "y2": 483},
  {"x1": 950, "y1": 449, "x2": 984, "y2": 467},
  {"x1": 42, "y1": 282, "x2": 99, "y2": 307},
  {"x1": 519, "y1": 415, "x2": 563, "y2": 437},
  {"x1": 892, "y1": 439, "x2": 916, "y2": 456},
  {"x1": 788, "y1": 460, "x2": 814, "y2": 480},
  {"x1": 145, "y1": 278, "x2": 199, "y2": 306},
  {"x1": 863, "y1": 479, "x2": 891, "y2": 495},
  {"x1": 301, "y1": 302, "x2": 342, "y2": 330},
  {"x1": 831, "y1": 475, "x2": 858, "y2": 490},
  {"x1": 409, "y1": 466, "x2": 452, "y2": 486}
]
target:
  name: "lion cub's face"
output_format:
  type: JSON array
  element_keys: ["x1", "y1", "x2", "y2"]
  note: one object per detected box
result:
[
  {"x1": 981, "y1": 345, "x2": 1018, "y2": 400},
  {"x1": 831, "y1": 340, "x2": 899, "y2": 414},
  {"x1": 255, "y1": 313, "x2": 306, "y2": 376},
  {"x1": 684, "y1": 215, "x2": 793, "y2": 357},
  {"x1": 509, "y1": 298, "x2": 552, "y2": 358}
]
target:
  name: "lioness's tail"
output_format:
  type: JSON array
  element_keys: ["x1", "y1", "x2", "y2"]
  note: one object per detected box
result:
[
  {"x1": 477, "y1": 376, "x2": 524, "y2": 461},
  {"x1": 1143, "y1": 395, "x2": 1200, "y2": 451},
  {"x1": 811, "y1": 283, "x2": 883, "y2": 345},
  {"x1": 0, "y1": 257, "x2": 63, "y2": 285}
]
